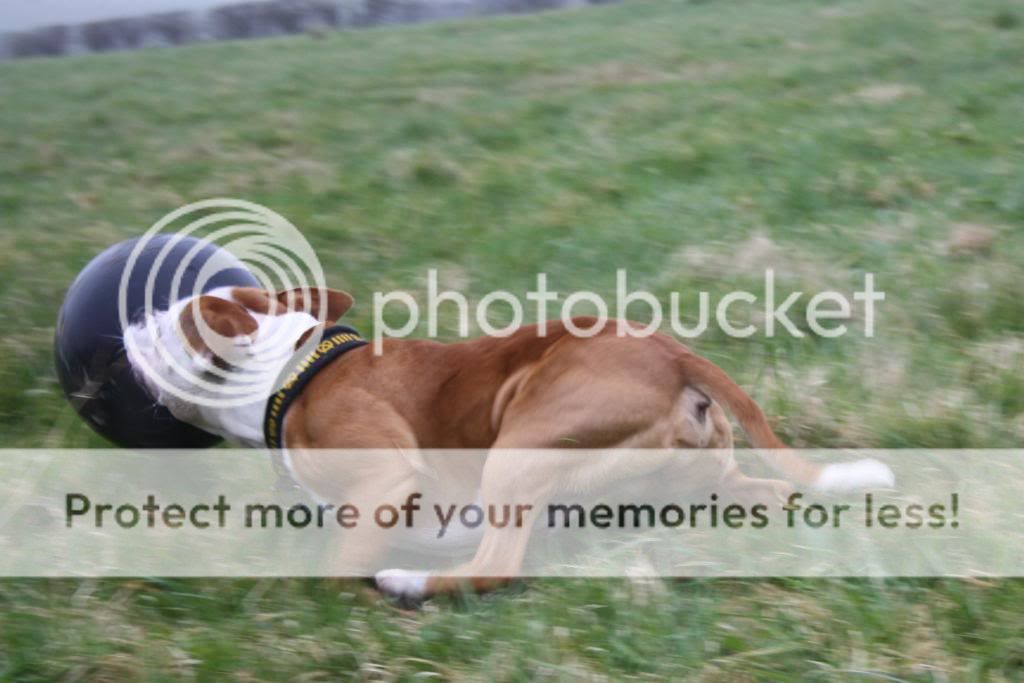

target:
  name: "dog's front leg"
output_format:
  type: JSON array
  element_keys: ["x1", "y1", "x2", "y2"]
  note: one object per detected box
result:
[
  {"x1": 375, "y1": 447, "x2": 560, "y2": 603},
  {"x1": 326, "y1": 476, "x2": 423, "y2": 579}
]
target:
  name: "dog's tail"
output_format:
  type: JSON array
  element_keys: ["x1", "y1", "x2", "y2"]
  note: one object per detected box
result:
[{"x1": 679, "y1": 351, "x2": 823, "y2": 487}]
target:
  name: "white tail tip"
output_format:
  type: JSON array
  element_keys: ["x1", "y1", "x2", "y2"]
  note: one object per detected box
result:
[{"x1": 814, "y1": 458, "x2": 896, "y2": 493}]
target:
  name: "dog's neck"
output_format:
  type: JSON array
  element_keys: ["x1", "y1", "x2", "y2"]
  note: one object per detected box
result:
[
  {"x1": 124, "y1": 290, "x2": 321, "y2": 448},
  {"x1": 188, "y1": 391, "x2": 267, "y2": 448},
  {"x1": 189, "y1": 315, "x2": 324, "y2": 447}
]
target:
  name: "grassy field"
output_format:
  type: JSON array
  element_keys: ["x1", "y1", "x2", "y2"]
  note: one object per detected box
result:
[{"x1": 2, "y1": 0, "x2": 1024, "y2": 678}]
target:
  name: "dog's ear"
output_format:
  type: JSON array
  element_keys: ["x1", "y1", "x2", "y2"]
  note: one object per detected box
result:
[
  {"x1": 226, "y1": 286, "x2": 354, "y2": 321},
  {"x1": 178, "y1": 295, "x2": 259, "y2": 363},
  {"x1": 230, "y1": 287, "x2": 280, "y2": 315},
  {"x1": 275, "y1": 287, "x2": 354, "y2": 322}
]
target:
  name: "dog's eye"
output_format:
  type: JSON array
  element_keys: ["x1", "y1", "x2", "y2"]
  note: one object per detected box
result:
[{"x1": 696, "y1": 398, "x2": 711, "y2": 423}]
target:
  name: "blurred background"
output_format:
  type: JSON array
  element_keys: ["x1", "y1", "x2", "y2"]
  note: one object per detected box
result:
[
  {"x1": 1, "y1": 0, "x2": 1023, "y2": 679},
  {"x1": 2, "y1": 0, "x2": 615, "y2": 58}
]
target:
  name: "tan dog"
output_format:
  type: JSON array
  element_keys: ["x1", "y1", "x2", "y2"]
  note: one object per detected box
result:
[{"x1": 124, "y1": 286, "x2": 894, "y2": 602}]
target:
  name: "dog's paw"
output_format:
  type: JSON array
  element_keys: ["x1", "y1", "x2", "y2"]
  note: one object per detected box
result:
[
  {"x1": 375, "y1": 568, "x2": 430, "y2": 606},
  {"x1": 815, "y1": 458, "x2": 895, "y2": 493}
]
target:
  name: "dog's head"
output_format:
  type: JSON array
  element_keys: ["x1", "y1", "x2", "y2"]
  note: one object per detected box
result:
[{"x1": 123, "y1": 285, "x2": 353, "y2": 423}]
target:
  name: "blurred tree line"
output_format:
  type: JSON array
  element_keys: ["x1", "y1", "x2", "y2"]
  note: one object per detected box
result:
[{"x1": 3, "y1": 0, "x2": 616, "y2": 59}]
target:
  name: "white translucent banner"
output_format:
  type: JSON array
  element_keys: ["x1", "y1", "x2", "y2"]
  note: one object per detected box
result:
[{"x1": 0, "y1": 449, "x2": 1018, "y2": 577}]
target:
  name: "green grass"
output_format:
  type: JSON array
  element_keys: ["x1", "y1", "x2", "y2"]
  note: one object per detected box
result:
[{"x1": 1, "y1": 0, "x2": 1024, "y2": 678}]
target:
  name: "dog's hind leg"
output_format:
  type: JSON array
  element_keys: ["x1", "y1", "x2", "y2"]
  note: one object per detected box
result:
[{"x1": 375, "y1": 390, "x2": 681, "y2": 602}]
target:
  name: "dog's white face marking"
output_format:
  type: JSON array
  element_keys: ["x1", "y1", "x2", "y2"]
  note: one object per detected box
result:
[
  {"x1": 123, "y1": 298, "x2": 205, "y2": 425},
  {"x1": 123, "y1": 286, "x2": 324, "y2": 444}
]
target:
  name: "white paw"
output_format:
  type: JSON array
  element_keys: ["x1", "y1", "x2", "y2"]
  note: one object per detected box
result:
[
  {"x1": 814, "y1": 458, "x2": 895, "y2": 493},
  {"x1": 375, "y1": 568, "x2": 429, "y2": 601}
]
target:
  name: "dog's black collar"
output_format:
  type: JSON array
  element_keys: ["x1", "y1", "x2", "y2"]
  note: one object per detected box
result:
[{"x1": 263, "y1": 324, "x2": 367, "y2": 450}]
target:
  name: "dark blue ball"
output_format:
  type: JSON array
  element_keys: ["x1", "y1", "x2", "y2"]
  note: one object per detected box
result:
[{"x1": 54, "y1": 235, "x2": 259, "y2": 448}]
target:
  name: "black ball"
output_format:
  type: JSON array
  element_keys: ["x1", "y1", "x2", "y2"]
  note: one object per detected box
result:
[{"x1": 54, "y1": 235, "x2": 259, "y2": 448}]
